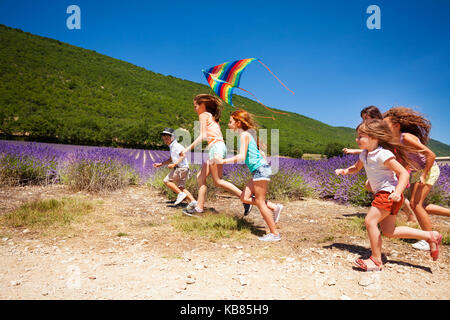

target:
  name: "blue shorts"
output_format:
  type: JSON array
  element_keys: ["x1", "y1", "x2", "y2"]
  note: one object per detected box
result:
[{"x1": 251, "y1": 164, "x2": 272, "y2": 181}]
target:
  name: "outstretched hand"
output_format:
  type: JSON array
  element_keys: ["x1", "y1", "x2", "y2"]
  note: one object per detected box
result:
[{"x1": 335, "y1": 168, "x2": 348, "y2": 175}]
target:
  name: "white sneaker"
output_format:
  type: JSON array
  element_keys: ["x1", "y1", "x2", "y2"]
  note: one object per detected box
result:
[
  {"x1": 412, "y1": 240, "x2": 430, "y2": 251},
  {"x1": 185, "y1": 200, "x2": 197, "y2": 210},
  {"x1": 273, "y1": 204, "x2": 283, "y2": 223},
  {"x1": 174, "y1": 192, "x2": 187, "y2": 205},
  {"x1": 258, "y1": 233, "x2": 281, "y2": 242}
]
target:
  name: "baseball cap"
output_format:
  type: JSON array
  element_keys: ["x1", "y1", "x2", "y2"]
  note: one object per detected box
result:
[{"x1": 161, "y1": 128, "x2": 175, "y2": 136}]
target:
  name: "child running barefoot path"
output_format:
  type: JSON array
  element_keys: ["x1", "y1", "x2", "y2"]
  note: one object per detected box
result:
[
  {"x1": 335, "y1": 119, "x2": 442, "y2": 271},
  {"x1": 213, "y1": 110, "x2": 284, "y2": 242},
  {"x1": 180, "y1": 94, "x2": 251, "y2": 216}
]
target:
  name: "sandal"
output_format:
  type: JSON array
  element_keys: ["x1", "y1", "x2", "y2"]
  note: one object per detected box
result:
[
  {"x1": 427, "y1": 231, "x2": 443, "y2": 261},
  {"x1": 354, "y1": 256, "x2": 383, "y2": 271}
]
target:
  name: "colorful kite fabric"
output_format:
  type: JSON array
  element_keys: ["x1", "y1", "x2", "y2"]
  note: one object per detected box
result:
[
  {"x1": 202, "y1": 58, "x2": 294, "y2": 118},
  {"x1": 202, "y1": 58, "x2": 257, "y2": 106}
]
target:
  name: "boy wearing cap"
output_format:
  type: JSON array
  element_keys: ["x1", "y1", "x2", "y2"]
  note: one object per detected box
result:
[{"x1": 153, "y1": 128, "x2": 197, "y2": 207}]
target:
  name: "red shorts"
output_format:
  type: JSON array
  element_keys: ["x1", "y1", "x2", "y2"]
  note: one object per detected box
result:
[{"x1": 372, "y1": 191, "x2": 404, "y2": 215}]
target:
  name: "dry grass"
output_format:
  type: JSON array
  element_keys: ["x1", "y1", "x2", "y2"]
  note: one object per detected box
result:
[
  {"x1": 169, "y1": 211, "x2": 264, "y2": 241},
  {"x1": 0, "y1": 197, "x2": 95, "y2": 228}
]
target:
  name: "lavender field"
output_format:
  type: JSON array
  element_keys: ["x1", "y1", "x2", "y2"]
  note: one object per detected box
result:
[{"x1": 0, "y1": 140, "x2": 448, "y2": 207}]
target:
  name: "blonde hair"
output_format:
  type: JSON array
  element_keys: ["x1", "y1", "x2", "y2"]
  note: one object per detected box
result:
[
  {"x1": 383, "y1": 107, "x2": 431, "y2": 145},
  {"x1": 357, "y1": 119, "x2": 420, "y2": 170},
  {"x1": 194, "y1": 94, "x2": 223, "y2": 122}
]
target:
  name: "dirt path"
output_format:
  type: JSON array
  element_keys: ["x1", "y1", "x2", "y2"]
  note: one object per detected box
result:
[{"x1": 0, "y1": 185, "x2": 448, "y2": 300}]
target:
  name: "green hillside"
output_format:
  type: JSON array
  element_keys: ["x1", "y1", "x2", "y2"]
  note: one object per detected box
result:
[{"x1": 0, "y1": 24, "x2": 449, "y2": 156}]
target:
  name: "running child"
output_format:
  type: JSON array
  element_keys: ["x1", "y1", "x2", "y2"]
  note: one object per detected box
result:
[
  {"x1": 213, "y1": 109, "x2": 284, "y2": 242},
  {"x1": 180, "y1": 94, "x2": 251, "y2": 216},
  {"x1": 383, "y1": 107, "x2": 450, "y2": 251},
  {"x1": 343, "y1": 105, "x2": 416, "y2": 222},
  {"x1": 153, "y1": 128, "x2": 196, "y2": 207},
  {"x1": 335, "y1": 119, "x2": 442, "y2": 271}
]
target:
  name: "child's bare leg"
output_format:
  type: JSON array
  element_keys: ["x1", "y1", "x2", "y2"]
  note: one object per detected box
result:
[
  {"x1": 180, "y1": 187, "x2": 195, "y2": 203},
  {"x1": 364, "y1": 206, "x2": 389, "y2": 266},
  {"x1": 380, "y1": 215, "x2": 440, "y2": 241},
  {"x1": 425, "y1": 204, "x2": 450, "y2": 217},
  {"x1": 196, "y1": 163, "x2": 210, "y2": 210},
  {"x1": 240, "y1": 181, "x2": 255, "y2": 204},
  {"x1": 164, "y1": 180, "x2": 182, "y2": 194},
  {"x1": 401, "y1": 198, "x2": 417, "y2": 222},
  {"x1": 254, "y1": 180, "x2": 278, "y2": 235},
  {"x1": 240, "y1": 180, "x2": 277, "y2": 210},
  {"x1": 410, "y1": 183, "x2": 434, "y2": 232},
  {"x1": 210, "y1": 162, "x2": 242, "y2": 197}
]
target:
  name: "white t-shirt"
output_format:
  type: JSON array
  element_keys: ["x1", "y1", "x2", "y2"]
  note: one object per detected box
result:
[
  {"x1": 359, "y1": 146, "x2": 397, "y2": 194},
  {"x1": 169, "y1": 140, "x2": 189, "y2": 168}
]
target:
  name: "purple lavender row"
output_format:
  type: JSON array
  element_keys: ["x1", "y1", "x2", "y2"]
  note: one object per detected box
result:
[{"x1": 0, "y1": 140, "x2": 448, "y2": 206}]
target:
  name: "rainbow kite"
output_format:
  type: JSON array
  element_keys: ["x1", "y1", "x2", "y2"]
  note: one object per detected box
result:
[{"x1": 202, "y1": 58, "x2": 294, "y2": 117}]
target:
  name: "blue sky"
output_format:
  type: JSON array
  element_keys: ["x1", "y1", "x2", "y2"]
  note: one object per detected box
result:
[{"x1": 1, "y1": 0, "x2": 449, "y2": 144}]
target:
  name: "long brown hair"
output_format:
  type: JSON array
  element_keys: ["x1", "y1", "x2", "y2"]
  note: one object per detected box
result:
[
  {"x1": 357, "y1": 119, "x2": 420, "y2": 170},
  {"x1": 360, "y1": 106, "x2": 382, "y2": 120},
  {"x1": 194, "y1": 94, "x2": 223, "y2": 122},
  {"x1": 383, "y1": 107, "x2": 431, "y2": 145},
  {"x1": 231, "y1": 109, "x2": 261, "y2": 149}
]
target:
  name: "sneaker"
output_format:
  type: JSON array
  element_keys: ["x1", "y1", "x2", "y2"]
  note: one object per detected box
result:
[
  {"x1": 273, "y1": 204, "x2": 283, "y2": 223},
  {"x1": 186, "y1": 200, "x2": 197, "y2": 210},
  {"x1": 182, "y1": 206, "x2": 203, "y2": 217},
  {"x1": 174, "y1": 192, "x2": 187, "y2": 206},
  {"x1": 243, "y1": 203, "x2": 253, "y2": 216},
  {"x1": 412, "y1": 240, "x2": 430, "y2": 251},
  {"x1": 258, "y1": 233, "x2": 281, "y2": 242}
]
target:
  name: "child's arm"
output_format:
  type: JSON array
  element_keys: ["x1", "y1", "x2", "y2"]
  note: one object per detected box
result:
[
  {"x1": 335, "y1": 159, "x2": 363, "y2": 175},
  {"x1": 213, "y1": 133, "x2": 249, "y2": 164},
  {"x1": 169, "y1": 152, "x2": 186, "y2": 169},
  {"x1": 180, "y1": 113, "x2": 208, "y2": 156},
  {"x1": 260, "y1": 149, "x2": 267, "y2": 161},
  {"x1": 152, "y1": 158, "x2": 172, "y2": 168},
  {"x1": 342, "y1": 148, "x2": 363, "y2": 155},
  {"x1": 401, "y1": 133, "x2": 435, "y2": 184},
  {"x1": 384, "y1": 158, "x2": 410, "y2": 202}
]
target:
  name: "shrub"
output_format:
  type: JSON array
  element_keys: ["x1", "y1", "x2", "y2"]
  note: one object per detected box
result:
[
  {"x1": 60, "y1": 148, "x2": 139, "y2": 193},
  {"x1": 0, "y1": 142, "x2": 62, "y2": 186},
  {"x1": 324, "y1": 142, "x2": 345, "y2": 159}
]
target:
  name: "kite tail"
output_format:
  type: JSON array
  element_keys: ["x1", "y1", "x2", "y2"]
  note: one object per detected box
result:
[
  {"x1": 235, "y1": 86, "x2": 289, "y2": 119},
  {"x1": 257, "y1": 59, "x2": 295, "y2": 95}
]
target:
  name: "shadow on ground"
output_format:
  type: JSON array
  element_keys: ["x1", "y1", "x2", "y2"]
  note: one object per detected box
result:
[{"x1": 323, "y1": 242, "x2": 432, "y2": 273}]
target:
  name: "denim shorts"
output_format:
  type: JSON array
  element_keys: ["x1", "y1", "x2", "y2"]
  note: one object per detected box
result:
[{"x1": 251, "y1": 164, "x2": 272, "y2": 181}]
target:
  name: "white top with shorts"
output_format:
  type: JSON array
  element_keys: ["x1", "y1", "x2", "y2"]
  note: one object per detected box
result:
[{"x1": 359, "y1": 146, "x2": 397, "y2": 194}]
